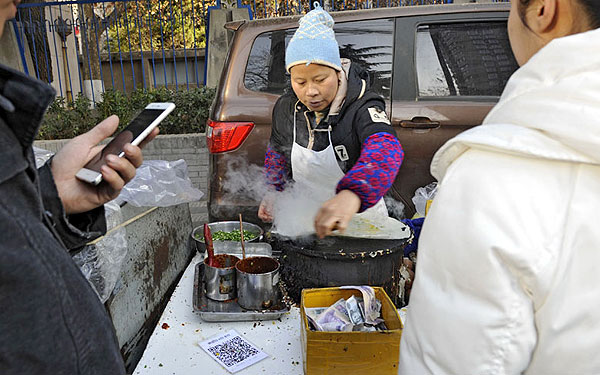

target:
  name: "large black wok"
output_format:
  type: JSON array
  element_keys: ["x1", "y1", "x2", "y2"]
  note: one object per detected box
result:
[{"x1": 268, "y1": 228, "x2": 412, "y2": 305}]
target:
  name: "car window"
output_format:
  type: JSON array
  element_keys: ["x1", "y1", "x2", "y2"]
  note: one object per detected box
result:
[
  {"x1": 336, "y1": 18, "x2": 394, "y2": 100},
  {"x1": 416, "y1": 22, "x2": 518, "y2": 98},
  {"x1": 244, "y1": 18, "x2": 394, "y2": 100},
  {"x1": 245, "y1": 29, "x2": 295, "y2": 95}
]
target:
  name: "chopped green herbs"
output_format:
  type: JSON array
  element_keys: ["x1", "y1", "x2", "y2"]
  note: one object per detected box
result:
[{"x1": 194, "y1": 229, "x2": 257, "y2": 242}]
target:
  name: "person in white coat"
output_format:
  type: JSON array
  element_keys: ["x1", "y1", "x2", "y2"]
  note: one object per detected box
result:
[{"x1": 399, "y1": 0, "x2": 600, "y2": 373}]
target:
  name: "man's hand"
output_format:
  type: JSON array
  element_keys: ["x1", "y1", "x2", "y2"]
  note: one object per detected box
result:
[
  {"x1": 50, "y1": 115, "x2": 159, "y2": 215},
  {"x1": 314, "y1": 189, "x2": 361, "y2": 239},
  {"x1": 258, "y1": 194, "x2": 275, "y2": 222}
]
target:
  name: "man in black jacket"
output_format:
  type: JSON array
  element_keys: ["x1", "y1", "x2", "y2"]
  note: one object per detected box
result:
[{"x1": 0, "y1": 1, "x2": 157, "y2": 373}]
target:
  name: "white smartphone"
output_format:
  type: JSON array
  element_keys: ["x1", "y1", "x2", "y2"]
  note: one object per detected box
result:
[{"x1": 76, "y1": 102, "x2": 175, "y2": 185}]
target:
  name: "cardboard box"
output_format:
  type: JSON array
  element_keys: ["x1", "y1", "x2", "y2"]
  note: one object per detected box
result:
[{"x1": 300, "y1": 287, "x2": 403, "y2": 375}]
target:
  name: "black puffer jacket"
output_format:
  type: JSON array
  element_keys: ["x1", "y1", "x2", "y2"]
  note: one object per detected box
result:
[
  {"x1": 269, "y1": 62, "x2": 397, "y2": 173},
  {"x1": 0, "y1": 65, "x2": 125, "y2": 374}
]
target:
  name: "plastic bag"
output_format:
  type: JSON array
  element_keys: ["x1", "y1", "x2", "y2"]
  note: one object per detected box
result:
[
  {"x1": 115, "y1": 159, "x2": 204, "y2": 207},
  {"x1": 411, "y1": 182, "x2": 438, "y2": 217},
  {"x1": 33, "y1": 146, "x2": 54, "y2": 168},
  {"x1": 33, "y1": 147, "x2": 126, "y2": 302},
  {"x1": 72, "y1": 201, "x2": 128, "y2": 303}
]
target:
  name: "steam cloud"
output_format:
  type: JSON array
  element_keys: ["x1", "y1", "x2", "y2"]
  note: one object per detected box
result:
[
  {"x1": 220, "y1": 154, "x2": 269, "y2": 202},
  {"x1": 218, "y1": 155, "x2": 407, "y2": 237},
  {"x1": 218, "y1": 154, "x2": 327, "y2": 237}
]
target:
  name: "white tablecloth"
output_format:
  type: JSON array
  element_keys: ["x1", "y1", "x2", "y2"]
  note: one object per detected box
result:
[{"x1": 134, "y1": 253, "x2": 304, "y2": 375}]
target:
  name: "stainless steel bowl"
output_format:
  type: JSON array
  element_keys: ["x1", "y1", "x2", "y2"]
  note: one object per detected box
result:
[{"x1": 191, "y1": 221, "x2": 264, "y2": 253}]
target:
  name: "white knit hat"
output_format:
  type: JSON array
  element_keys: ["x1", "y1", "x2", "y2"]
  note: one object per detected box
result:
[{"x1": 285, "y1": 3, "x2": 342, "y2": 72}]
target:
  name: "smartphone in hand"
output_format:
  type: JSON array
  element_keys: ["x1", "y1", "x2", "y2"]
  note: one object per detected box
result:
[{"x1": 76, "y1": 102, "x2": 175, "y2": 185}]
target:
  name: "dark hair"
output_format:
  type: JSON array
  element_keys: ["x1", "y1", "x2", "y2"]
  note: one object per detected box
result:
[
  {"x1": 580, "y1": 0, "x2": 600, "y2": 28},
  {"x1": 519, "y1": 0, "x2": 600, "y2": 29}
]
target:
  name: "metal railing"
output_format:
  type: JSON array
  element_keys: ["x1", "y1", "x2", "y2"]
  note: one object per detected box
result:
[
  {"x1": 14, "y1": 0, "x2": 212, "y2": 102},
  {"x1": 12, "y1": 0, "x2": 507, "y2": 103}
]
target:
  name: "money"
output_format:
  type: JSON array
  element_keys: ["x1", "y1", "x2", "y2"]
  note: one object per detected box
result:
[
  {"x1": 305, "y1": 307, "x2": 327, "y2": 331},
  {"x1": 305, "y1": 307, "x2": 327, "y2": 322},
  {"x1": 330, "y1": 298, "x2": 349, "y2": 317},
  {"x1": 315, "y1": 306, "x2": 353, "y2": 332},
  {"x1": 352, "y1": 323, "x2": 377, "y2": 332},
  {"x1": 375, "y1": 320, "x2": 388, "y2": 331},
  {"x1": 340, "y1": 286, "x2": 381, "y2": 324},
  {"x1": 345, "y1": 295, "x2": 364, "y2": 325},
  {"x1": 320, "y1": 321, "x2": 353, "y2": 332},
  {"x1": 305, "y1": 288, "x2": 385, "y2": 332}
]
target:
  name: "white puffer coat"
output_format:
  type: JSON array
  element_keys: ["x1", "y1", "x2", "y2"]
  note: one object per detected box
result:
[{"x1": 399, "y1": 27, "x2": 600, "y2": 375}]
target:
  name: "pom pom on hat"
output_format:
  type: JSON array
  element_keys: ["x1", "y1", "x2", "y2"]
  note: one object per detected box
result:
[{"x1": 285, "y1": 3, "x2": 342, "y2": 72}]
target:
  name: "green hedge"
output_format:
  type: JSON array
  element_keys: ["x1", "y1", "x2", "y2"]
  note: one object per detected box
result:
[{"x1": 37, "y1": 86, "x2": 215, "y2": 140}]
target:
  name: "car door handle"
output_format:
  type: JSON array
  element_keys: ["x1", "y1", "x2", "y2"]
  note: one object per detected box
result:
[{"x1": 398, "y1": 117, "x2": 440, "y2": 129}]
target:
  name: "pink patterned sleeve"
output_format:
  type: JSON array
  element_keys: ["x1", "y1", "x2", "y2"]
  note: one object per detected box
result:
[
  {"x1": 336, "y1": 132, "x2": 404, "y2": 212},
  {"x1": 264, "y1": 144, "x2": 290, "y2": 191}
]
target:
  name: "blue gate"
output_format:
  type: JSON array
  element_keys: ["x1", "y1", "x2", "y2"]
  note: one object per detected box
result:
[{"x1": 14, "y1": 0, "x2": 213, "y2": 102}]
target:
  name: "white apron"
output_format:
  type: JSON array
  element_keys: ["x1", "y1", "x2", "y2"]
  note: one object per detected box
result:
[{"x1": 287, "y1": 107, "x2": 409, "y2": 240}]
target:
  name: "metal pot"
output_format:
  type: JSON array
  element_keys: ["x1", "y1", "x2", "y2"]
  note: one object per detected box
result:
[
  {"x1": 192, "y1": 221, "x2": 264, "y2": 254},
  {"x1": 203, "y1": 254, "x2": 240, "y2": 301},
  {"x1": 269, "y1": 232, "x2": 411, "y2": 305},
  {"x1": 236, "y1": 256, "x2": 280, "y2": 310}
]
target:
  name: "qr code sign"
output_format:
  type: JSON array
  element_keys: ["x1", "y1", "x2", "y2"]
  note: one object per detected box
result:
[
  {"x1": 200, "y1": 329, "x2": 268, "y2": 373},
  {"x1": 207, "y1": 336, "x2": 259, "y2": 368}
]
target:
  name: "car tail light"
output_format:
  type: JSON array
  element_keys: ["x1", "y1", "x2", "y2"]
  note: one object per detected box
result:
[{"x1": 206, "y1": 120, "x2": 254, "y2": 153}]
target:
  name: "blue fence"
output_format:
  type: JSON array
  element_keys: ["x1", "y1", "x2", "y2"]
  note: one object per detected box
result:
[
  {"x1": 12, "y1": 0, "x2": 506, "y2": 103},
  {"x1": 14, "y1": 0, "x2": 212, "y2": 102}
]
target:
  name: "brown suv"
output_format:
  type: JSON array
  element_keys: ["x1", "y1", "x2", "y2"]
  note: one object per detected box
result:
[{"x1": 207, "y1": 3, "x2": 517, "y2": 223}]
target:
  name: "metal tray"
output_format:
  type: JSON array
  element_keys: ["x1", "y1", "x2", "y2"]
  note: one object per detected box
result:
[{"x1": 193, "y1": 262, "x2": 289, "y2": 322}]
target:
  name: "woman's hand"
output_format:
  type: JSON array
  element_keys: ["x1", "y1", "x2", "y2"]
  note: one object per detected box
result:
[
  {"x1": 50, "y1": 115, "x2": 159, "y2": 215},
  {"x1": 314, "y1": 189, "x2": 361, "y2": 238},
  {"x1": 258, "y1": 194, "x2": 274, "y2": 222}
]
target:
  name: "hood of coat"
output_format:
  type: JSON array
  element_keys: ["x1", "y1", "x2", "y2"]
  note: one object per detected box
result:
[
  {"x1": 431, "y1": 27, "x2": 600, "y2": 180},
  {"x1": 326, "y1": 58, "x2": 368, "y2": 120}
]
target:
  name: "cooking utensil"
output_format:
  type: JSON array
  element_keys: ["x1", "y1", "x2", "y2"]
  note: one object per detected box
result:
[
  {"x1": 192, "y1": 221, "x2": 264, "y2": 254},
  {"x1": 203, "y1": 254, "x2": 240, "y2": 301},
  {"x1": 204, "y1": 223, "x2": 216, "y2": 267},
  {"x1": 194, "y1": 262, "x2": 289, "y2": 321},
  {"x1": 204, "y1": 242, "x2": 273, "y2": 257},
  {"x1": 269, "y1": 231, "x2": 412, "y2": 305},
  {"x1": 236, "y1": 256, "x2": 280, "y2": 310},
  {"x1": 239, "y1": 214, "x2": 246, "y2": 260}
]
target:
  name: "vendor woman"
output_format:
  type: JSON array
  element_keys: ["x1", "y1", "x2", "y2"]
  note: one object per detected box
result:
[{"x1": 258, "y1": 4, "x2": 404, "y2": 238}]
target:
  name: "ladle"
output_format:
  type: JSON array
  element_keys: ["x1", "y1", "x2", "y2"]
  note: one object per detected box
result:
[
  {"x1": 204, "y1": 223, "x2": 216, "y2": 267},
  {"x1": 239, "y1": 213, "x2": 246, "y2": 260}
]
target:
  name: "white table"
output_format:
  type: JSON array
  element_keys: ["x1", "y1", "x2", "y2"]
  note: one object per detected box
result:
[{"x1": 134, "y1": 253, "x2": 304, "y2": 375}]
